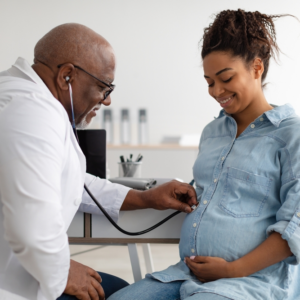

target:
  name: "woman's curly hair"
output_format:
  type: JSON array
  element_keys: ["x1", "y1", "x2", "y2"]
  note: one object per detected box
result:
[{"x1": 201, "y1": 9, "x2": 290, "y2": 84}]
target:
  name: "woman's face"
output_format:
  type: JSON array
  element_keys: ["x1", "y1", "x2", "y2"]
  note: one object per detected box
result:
[{"x1": 203, "y1": 51, "x2": 260, "y2": 115}]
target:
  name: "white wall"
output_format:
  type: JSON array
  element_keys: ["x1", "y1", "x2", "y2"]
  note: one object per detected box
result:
[{"x1": 1, "y1": 0, "x2": 300, "y2": 144}]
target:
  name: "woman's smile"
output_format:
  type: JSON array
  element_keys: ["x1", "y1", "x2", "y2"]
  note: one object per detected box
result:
[{"x1": 217, "y1": 93, "x2": 236, "y2": 108}]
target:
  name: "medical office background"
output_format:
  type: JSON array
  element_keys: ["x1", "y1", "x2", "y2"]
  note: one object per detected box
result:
[
  {"x1": 1, "y1": 0, "x2": 300, "y2": 285},
  {"x1": 1, "y1": 0, "x2": 300, "y2": 182}
]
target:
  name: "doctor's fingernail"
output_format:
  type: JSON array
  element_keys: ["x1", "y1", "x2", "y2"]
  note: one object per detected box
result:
[
  {"x1": 190, "y1": 256, "x2": 195, "y2": 260},
  {"x1": 185, "y1": 206, "x2": 190, "y2": 213},
  {"x1": 184, "y1": 258, "x2": 186, "y2": 264}
]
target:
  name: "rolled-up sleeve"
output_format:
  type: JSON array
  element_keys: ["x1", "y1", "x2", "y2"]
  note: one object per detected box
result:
[
  {"x1": 79, "y1": 173, "x2": 131, "y2": 223},
  {"x1": 267, "y1": 143, "x2": 300, "y2": 265},
  {"x1": 0, "y1": 91, "x2": 70, "y2": 299}
]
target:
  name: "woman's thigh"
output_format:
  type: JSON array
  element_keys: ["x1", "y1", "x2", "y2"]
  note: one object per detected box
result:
[
  {"x1": 187, "y1": 292, "x2": 231, "y2": 300},
  {"x1": 56, "y1": 272, "x2": 129, "y2": 300},
  {"x1": 107, "y1": 277, "x2": 183, "y2": 300}
]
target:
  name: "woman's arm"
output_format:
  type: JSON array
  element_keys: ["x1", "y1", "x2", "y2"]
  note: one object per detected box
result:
[{"x1": 185, "y1": 232, "x2": 292, "y2": 282}]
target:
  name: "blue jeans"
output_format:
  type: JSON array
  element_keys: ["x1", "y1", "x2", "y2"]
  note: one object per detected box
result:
[
  {"x1": 107, "y1": 277, "x2": 229, "y2": 300},
  {"x1": 57, "y1": 272, "x2": 129, "y2": 299}
]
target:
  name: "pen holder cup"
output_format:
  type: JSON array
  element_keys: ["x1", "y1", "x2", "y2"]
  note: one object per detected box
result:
[{"x1": 118, "y1": 162, "x2": 142, "y2": 178}]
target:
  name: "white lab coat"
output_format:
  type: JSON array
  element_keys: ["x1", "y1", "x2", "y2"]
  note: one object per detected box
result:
[{"x1": 0, "y1": 58, "x2": 130, "y2": 300}]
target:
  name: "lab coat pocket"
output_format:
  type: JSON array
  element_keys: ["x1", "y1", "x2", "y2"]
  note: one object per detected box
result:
[{"x1": 219, "y1": 167, "x2": 271, "y2": 218}]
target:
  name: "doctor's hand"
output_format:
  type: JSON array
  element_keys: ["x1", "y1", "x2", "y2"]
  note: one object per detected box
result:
[
  {"x1": 64, "y1": 260, "x2": 105, "y2": 300},
  {"x1": 121, "y1": 180, "x2": 197, "y2": 213},
  {"x1": 185, "y1": 256, "x2": 233, "y2": 283}
]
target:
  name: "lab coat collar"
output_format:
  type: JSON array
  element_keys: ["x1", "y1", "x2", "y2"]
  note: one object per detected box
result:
[
  {"x1": 11, "y1": 57, "x2": 54, "y2": 98},
  {"x1": 11, "y1": 58, "x2": 84, "y2": 154},
  {"x1": 217, "y1": 103, "x2": 295, "y2": 127}
]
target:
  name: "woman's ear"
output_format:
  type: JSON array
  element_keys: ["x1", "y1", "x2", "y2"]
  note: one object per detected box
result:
[
  {"x1": 252, "y1": 58, "x2": 264, "y2": 80},
  {"x1": 56, "y1": 64, "x2": 76, "y2": 90}
]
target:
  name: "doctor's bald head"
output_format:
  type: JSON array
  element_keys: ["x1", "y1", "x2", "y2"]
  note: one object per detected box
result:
[
  {"x1": 32, "y1": 23, "x2": 115, "y2": 128},
  {"x1": 34, "y1": 23, "x2": 115, "y2": 73}
]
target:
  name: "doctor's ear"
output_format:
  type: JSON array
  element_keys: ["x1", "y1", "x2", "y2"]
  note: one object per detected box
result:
[{"x1": 56, "y1": 63, "x2": 76, "y2": 90}]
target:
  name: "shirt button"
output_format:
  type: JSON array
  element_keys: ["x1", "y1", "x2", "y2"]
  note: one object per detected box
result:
[
  {"x1": 193, "y1": 223, "x2": 197, "y2": 227},
  {"x1": 203, "y1": 200, "x2": 208, "y2": 205},
  {"x1": 214, "y1": 179, "x2": 217, "y2": 183},
  {"x1": 260, "y1": 118, "x2": 264, "y2": 122},
  {"x1": 74, "y1": 197, "x2": 81, "y2": 206},
  {"x1": 251, "y1": 124, "x2": 255, "y2": 129},
  {"x1": 191, "y1": 249, "x2": 195, "y2": 253},
  {"x1": 221, "y1": 157, "x2": 225, "y2": 161},
  {"x1": 297, "y1": 212, "x2": 300, "y2": 218}
]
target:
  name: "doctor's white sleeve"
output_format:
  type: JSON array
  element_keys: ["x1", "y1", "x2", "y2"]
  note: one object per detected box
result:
[
  {"x1": 0, "y1": 92, "x2": 70, "y2": 300},
  {"x1": 79, "y1": 174, "x2": 131, "y2": 222}
]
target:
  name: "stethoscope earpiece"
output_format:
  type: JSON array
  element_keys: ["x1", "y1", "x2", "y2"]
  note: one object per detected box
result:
[{"x1": 65, "y1": 76, "x2": 70, "y2": 82}]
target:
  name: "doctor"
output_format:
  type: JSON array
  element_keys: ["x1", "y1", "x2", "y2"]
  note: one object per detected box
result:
[{"x1": 0, "y1": 23, "x2": 197, "y2": 300}]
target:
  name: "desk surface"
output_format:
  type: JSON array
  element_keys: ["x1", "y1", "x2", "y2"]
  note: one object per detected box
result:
[{"x1": 68, "y1": 209, "x2": 186, "y2": 244}]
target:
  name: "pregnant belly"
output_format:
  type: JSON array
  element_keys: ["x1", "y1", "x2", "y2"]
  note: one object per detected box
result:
[{"x1": 178, "y1": 208, "x2": 269, "y2": 262}]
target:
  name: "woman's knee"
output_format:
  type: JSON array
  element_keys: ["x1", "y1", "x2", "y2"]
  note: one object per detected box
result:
[
  {"x1": 108, "y1": 277, "x2": 182, "y2": 300},
  {"x1": 98, "y1": 272, "x2": 129, "y2": 299}
]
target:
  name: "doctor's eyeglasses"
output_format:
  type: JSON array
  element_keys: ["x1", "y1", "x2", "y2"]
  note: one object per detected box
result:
[{"x1": 57, "y1": 64, "x2": 115, "y2": 100}]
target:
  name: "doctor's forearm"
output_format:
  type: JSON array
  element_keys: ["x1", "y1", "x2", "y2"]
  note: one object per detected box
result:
[
  {"x1": 120, "y1": 189, "x2": 149, "y2": 210},
  {"x1": 230, "y1": 232, "x2": 292, "y2": 277}
]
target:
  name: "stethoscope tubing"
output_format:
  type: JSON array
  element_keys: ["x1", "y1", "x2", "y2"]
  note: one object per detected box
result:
[{"x1": 84, "y1": 183, "x2": 182, "y2": 236}]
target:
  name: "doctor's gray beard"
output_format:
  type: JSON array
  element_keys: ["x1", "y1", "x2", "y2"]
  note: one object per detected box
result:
[
  {"x1": 76, "y1": 104, "x2": 100, "y2": 129},
  {"x1": 76, "y1": 116, "x2": 89, "y2": 129}
]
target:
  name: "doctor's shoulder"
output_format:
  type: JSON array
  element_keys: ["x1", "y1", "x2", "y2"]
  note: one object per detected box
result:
[
  {"x1": 0, "y1": 76, "x2": 67, "y2": 121},
  {"x1": 0, "y1": 76, "x2": 69, "y2": 141}
]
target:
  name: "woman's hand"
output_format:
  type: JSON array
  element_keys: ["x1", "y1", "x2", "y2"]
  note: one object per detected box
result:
[
  {"x1": 185, "y1": 256, "x2": 234, "y2": 282},
  {"x1": 185, "y1": 233, "x2": 293, "y2": 283}
]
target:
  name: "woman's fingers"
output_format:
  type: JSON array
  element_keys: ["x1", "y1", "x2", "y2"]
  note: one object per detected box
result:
[
  {"x1": 185, "y1": 257, "x2": 203, "y2": 274},
  {"x1": 192, "y1": 256, "x2": 209, "y2": 263}
]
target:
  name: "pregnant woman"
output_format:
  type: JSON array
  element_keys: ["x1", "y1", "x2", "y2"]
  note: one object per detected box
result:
[{"x1": 109, "y1": 9, "x2": 300, "y2": 300}]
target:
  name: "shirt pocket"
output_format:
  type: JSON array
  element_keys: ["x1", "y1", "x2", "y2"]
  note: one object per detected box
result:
[{"x1": 219, "y1": 167, "x2": 271, "y2": 218}]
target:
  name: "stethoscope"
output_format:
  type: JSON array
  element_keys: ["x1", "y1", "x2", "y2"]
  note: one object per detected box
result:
[{"x1": 66, "y1": 77, "x2": 195, "y2": 236}]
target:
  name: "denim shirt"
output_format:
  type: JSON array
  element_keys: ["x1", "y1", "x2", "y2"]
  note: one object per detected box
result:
[{"x1": 149, "y1": 104, "x2": 300, "y2": 300}]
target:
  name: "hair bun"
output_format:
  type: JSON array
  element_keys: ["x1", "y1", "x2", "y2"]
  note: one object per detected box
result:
[{"x1": 201, "y1": 9, "x2": 293, "y2": 83}]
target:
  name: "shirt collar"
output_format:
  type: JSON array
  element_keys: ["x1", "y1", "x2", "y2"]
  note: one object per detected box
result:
[
  {"x1": 216, "y1": 103, "x2": 295, "y2": 127},
  {"x1": 264, "y1": 104, "x2": 295, "y2": 127}
]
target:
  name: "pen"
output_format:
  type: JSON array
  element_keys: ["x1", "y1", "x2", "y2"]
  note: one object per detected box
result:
[
  {"x1": 120, "y1": 156, "x2": 127, "y2": 174},
  {"x1": 135, "y1": 154, "x2": 142, "y2": 162}
]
